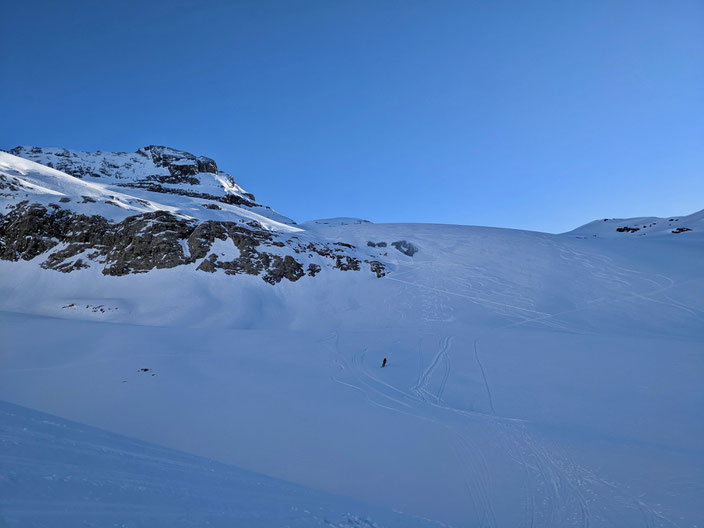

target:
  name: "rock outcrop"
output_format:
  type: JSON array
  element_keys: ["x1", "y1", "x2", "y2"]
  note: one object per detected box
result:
[{"x1": 0, "y1": 202, "x2": 386, "y2": 283}]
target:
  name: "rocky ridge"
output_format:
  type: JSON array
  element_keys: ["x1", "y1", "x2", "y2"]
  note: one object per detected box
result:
[{"x1": 0, "y1": 149, "x2": 390, "y2": 283}]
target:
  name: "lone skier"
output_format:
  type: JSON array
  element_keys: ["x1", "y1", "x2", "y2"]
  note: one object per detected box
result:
[{"x1": 382, "y1": 357, "x2": 387, "y2": 368}]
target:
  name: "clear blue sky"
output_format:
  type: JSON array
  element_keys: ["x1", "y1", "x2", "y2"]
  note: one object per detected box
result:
[{"x1": 2, "y1": 1, "x2": 702, "y2": 232}]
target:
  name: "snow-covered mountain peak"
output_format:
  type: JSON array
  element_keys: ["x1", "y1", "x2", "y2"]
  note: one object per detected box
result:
[
  {"x1": 138, "y1": 144, "x2": 220, "y2": 176},
  {"x1": 0, "y1": 150, "x2": 387, "y2": 282},
  {"x1": 6, "y1": 144, "x2": 262, "y2": 213}
]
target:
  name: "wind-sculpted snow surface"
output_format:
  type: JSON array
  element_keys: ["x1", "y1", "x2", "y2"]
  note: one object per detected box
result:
[{"x1": 0, "y1": 147, "x2": 703, "y2": 527}]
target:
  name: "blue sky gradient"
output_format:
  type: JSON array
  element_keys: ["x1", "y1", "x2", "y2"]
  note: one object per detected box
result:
[{"x1": 2, "y1": 0, "x2": 702, "y2": 232}]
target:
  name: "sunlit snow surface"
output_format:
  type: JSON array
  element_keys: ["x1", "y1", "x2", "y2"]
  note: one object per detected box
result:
[
  {"x1": 0, "y1": 151, "x2": 298, "y2": 230},
  {"x1": 0, "y1": 152, "x2": 703, "y2": 527}
]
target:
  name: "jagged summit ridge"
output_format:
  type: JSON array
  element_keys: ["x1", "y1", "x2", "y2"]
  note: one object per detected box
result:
[
  {"x1": 139, "y1": 144, "x2": 220, "y2": 177},
  {"x1": 7, "y1": 144, "x2": 259, "y2": 209}
]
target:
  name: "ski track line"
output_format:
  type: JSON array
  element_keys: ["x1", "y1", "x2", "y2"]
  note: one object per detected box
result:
[
  {"x1": 452, "y1": 442, "x2": 484, "y2": 526},
  {"x1": 452, "y1": 433, "x2": 498, "y2": 528},
  {"x1": 329, "y1": 263, "x2": 689, "y2": 528},
  {"x1": 404, "y1": 241, "x2": 692, "y2": 526},
  {"x1": 470, "y1": 245, "x2": 687, "y2": 527},
  {"x1": 411, "y1": 336, "x2": 452, "y2": 402},
  {"x1": 324, "y1": 337, "x2": 512, "y2": 528},
  {"x1": 436, "y1": 350, "x2": 451, "y2": 403},
  {"x1": 330, "y1": 361, "x2": 419, "y2": 418},
  {"x1": 498, "y1": 273, "x2": 681, "y2": 332},
  {"x1": 344, "y1": 349, "x2": 415, "y2": 412},
  {"x1": 327, "y1": 336, "x2": 435, "y2": 421},
  {"x1": 507, "y1": 424, "x2": 591, "y2": 528},
  {"x1": 327, "y1": 333, "x2": 609, "y2": 528},
  {"x1": 354, "y1": 350, "x2": 415, "y2": 410},
  {"x1": 662, "y1": 294, "x2": 704, "y2": 319},
  {"x1": 385, "y1": 276, "x2": 554, "y2": 317},
  {"x1": 473, "y1": 339, "x2": 495, "y2": 415}
]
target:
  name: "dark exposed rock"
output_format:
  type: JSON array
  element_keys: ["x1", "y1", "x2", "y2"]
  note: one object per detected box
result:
[
  {"x1": 202, "y1": 203, "x2": 221, "y2": 210},
  {"x1": 0, "y1": 202, "x2": 109, "y2": 262},
  {"x1": 334, "y1": 255, "x2": 361, "y2": 271},
  {"x1": 367, "y1": 241, "x2": 387, "y2": 247},
  {"x1": 368, "y1": 260, "x2": 386, "y2": 278},
  {"x1": 304, "y1": 242, "x2": 334, "y2": 259},
  {"x1": 187, "y1": 222, "x2": 228, "y2": 260},
  {"x1": 221, "y1": 193, "x2": 257, "y2": 207},
  {"x1": 102, "y1": 211, "x2": 194, "y2": 276},
  {"x1": 196, "y1": 254, "x2": 218, "y2": 273},
  {"x1": 59, "y1": 197, "x2": 71, "y2": 203},
  {"x1": 42, "y1": 245, "x2": 93, "y2": 271},
  {"x1": 672, "y1": 227, "x2": 692, "y2": 234},
  {"x1": 0, "y1": 175, "x2": 21, "y2": 193},
  {"x1": 262, "y1": 255, "x2": 305, "y2": 285},
  {"x1": 47, "y1": 257, "x2": 89, "y2": 273},
  {"x1": 147, "y1": 173, "x2": 200, "y2": 185},
  {"x1": 117, "y1": 182, "x2": 257, "y2": 208},
  {"x1": 139, "y1": 145, "x2": 213, "y2": 183},
  {"x1": 391, "y1": 240, "x2": 418, "y2": 256},
  {"x1": 197, "y1": 156, "x2": 218, "y2": 174},
  {"x1": 616, "y1": 226, "x2": 640, "y2": 233},
  {"x1": 0, "y1": 203, "x2": 59, "y2": 260},
  {"x1": 307, "y1": 263, "x2": 322, "y2": 277},
  {"x1": 0, "y1": 202, "x2": 387, "y2": 283}
]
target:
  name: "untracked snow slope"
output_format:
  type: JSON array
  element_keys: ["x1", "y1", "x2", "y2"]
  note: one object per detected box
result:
[
  {"x1": 0, "y1": 399, "x2": 439, "y2": 528},
  {"x1": 0, "y1": 147, "x2": 702, "y2": 527}
]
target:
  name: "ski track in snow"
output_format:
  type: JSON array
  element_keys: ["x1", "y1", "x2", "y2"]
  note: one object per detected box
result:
[
  {"x1": 473, "y1": 339, "x2": 495, "y2": 415},
  {"x1": 1, "y1": 162, "x2": 701, "y2": 528},
  {"x1": 411, "y1": 336, "x2": 452, "y2": 404},
  {"x1": 324, "y1": 237, "x2": 694, "y2": 528}
]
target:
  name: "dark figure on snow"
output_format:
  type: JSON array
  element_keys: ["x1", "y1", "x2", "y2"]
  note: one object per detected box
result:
[{"x1": 382, "y1": 357, "x2": 387, "y2": 368}]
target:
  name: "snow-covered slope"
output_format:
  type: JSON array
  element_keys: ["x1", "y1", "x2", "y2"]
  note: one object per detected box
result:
[
  {"x1": 0, "y1": 146, "x2": 702, "y2": 527},
  {"x1": 566, "y1": 209, "x2": 704, "y2": 238},
  {"x1": 0, "y1": 399, "x2": 439, "y2": 528}
]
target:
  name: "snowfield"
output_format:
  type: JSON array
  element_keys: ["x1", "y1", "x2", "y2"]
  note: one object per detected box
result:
[
  {"x1": 0, "y1": 148, "x2": 702, "y2": 527},
  {"x1": 0, "y1": 400, "x2": 439, "y2": 527}
]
